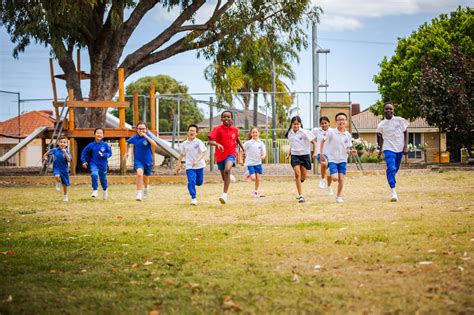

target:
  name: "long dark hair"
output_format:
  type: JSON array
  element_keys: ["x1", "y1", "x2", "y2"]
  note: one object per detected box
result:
[{"x1": 285, "y1": 116, "x2": 303, "y2": 138}]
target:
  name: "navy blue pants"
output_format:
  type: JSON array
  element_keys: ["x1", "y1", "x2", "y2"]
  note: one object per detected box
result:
[
  {"x1": 384, "y1": 150, "x2": 403, "y2": 188},
  {"x1": 186, "y1": 168, "x2": 204, "y2": 199},
  {"x1": 90, "y1": 164, "x2": 108, "y2": 191}
]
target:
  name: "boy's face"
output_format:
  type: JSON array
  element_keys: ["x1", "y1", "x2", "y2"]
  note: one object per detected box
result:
[
  {"x1": 95, "y1": 129, "x2": 104, "y2": 141},
  {"x1": 320, "y1": 120, "x2": 329, "y2": 131},
  {"x1": 336, "y1": 115, "x2": 347, "y2": 129},
  {"x1": 221, "y1": 112, "x2": 232, "y2": 126},
  {"x1": 384, "y1": 104, "x2": 394, "y2": 119},
  {"x1": 58, "y1": 138, "x2": 68, "y2": 148},
  {"x1": 187, "y1": 127, "x2": 197, "y2": 139},
  {"x1": 137, "y1": 124, "x2": 147, "y2": 136}
]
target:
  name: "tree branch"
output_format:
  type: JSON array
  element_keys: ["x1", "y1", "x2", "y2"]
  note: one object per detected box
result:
[{"x1": 120, "y1": 0, "x2": 160, "y2": 46}]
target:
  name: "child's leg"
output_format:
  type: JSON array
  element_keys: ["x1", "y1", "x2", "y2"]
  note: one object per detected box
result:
[
  {"x1": 255, "y1": 173, "x2": 260, "y2": 191},
  {"x1": 293, "y1": 165, "x2": 303, "y2": 195},
  {"x1": 223, "y1": 160, "x2": 233, "y2": 193},
  {"x1": 136, "y1": 168, "x2": 144, "y2": 190},
  {"x1": 384, "y1": 150, "x2": 397, "y2": 188},
  {"x1": 195, "y1": 168, "x2": 204, "y2": 187},
  {"x1": 321, "y1": 160, "x2": 328, "y2": 180},
  {"x1": 300, "y1": 165, "x2": 307, "y2": 182},
  {"x1": 99, "y1": 171, "x2": 108, "y2": 191},
  {"x1": 54, "y1": 175, "x2": 61, "y2": 184},
  {"x1": 90, "y1": 165, "x2": 99, "y2": 191},
  {"x1": 337, "y1": 173, "x2": 345, "y2": 197},
  {"x1": 143, "y1": 175, "x2": 149, "y2": 189},
  {"x1": 63, "y1": 184, "x2": 67, "y2": 195},
  {"x1": 186, "y1": 169, "x2": 197, "y2": 199}
]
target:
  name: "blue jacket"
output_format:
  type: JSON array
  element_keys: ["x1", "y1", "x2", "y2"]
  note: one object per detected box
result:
[
  {"x1": 50, "y1": 147, "x2": 71, "y2": 173},
  {"x1": 81, "y1": 140, "x2": 112, "y2": 172}
]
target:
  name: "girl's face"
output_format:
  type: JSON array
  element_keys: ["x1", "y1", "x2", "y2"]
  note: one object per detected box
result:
[
  {"x1": 58, "y1": 138, "x2": 68, "y2": 149},
  {"x1": 320, "y1": 120, "x2": 329, "y2": 131},
  {"x1": 291, "y1": 120, "x2": 301, "y2": 132},
  {"x1": 137, "y1": 124, "x2": 147, "y2": 136},
  {"x1": 95, "y1": 129, "x2": 104, "y2": 141},
  {"x1": 250, "y1": 128, "x2": 259, "y2": 140},
  {"x1": 187, "y1": 127, "x2": 197, "y2": 140}
]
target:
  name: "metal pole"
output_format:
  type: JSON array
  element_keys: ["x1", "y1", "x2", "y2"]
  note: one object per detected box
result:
[
  {"x1": 271, "y1": 59, "x2": 278, "y2": 163},
  {"x1": 312, "y1": 23, "x2": 320, "y2": 130},
  {"x1": 17, "y1": 92, "x2": 21, "y2": 166},
  {"x1": 209, "y1": 97, "x2": 214, "y2": 172},
  {"x1": 155, "y1": 93, "x2": 160, "y2": 134},
  {"x1": 177, "y1": 97, "x2": 181, "y2": 147}
]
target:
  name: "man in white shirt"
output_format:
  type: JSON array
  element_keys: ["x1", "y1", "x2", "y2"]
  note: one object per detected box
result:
[
  {"x1": 176, "y1": 124, "x2": 207, "y2": 205},
  {"x1": 320, "y1": 112, "x2": 357, "y2": 203},
  {"x1": 376, "y1": 102, "x2": 409, "y2": 202}
]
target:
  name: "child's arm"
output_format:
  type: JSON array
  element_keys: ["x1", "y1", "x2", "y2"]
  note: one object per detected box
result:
[
  {"x1": 101, "y1": 143, "x2": 112, "y2": 159},
  {"x1": 144, "y1": 132, "x2": 157, "y2": 149},
  {"x1": 377, "y1": 133, "x2": 384, "y2": 158},
  {"x1": 403, "y1": 129, "x2": 408, "y2": 155},
  {"x1": 42, "y1": 149, "x2": 51, "y2": 161},
  {"x1": 311, "y1": 140, "x2": 318, "y2": 158},
  {"x1": 193, "y1": 151, "x2": 206, "y2": 168},
  {"x1": 320, "y1": 138, "x2": 326, "y2": 162},
  {"x1": 176, "y1": 153, "x2": 184, "y2": 174},
  {"x1": 63, "y1": 148, "x2": 72, "y2": 162},
  {"x1": 208, "y1": 140, "x2": 224, "y2": 152},
  {"x1": 81, "y1": 144, "x2": 90, "y2": 168},
  {"x1": 236, "y1": 137, "x2": 245, "y2": 154},
  {"x1": 260, "y1": 142, "x2": 267, "y2": 161},
  {"x1": 346, "y1": 134, "x2": 357, "y2": 156}
]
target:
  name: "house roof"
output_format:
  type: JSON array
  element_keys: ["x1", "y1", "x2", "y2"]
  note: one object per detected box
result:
[
  {"x1": 0, "y1": 110, "x2": 55, "y2": 138},
  {"x1": 352, "y1": 110, "x2": 436, "y2": 130},
  {"x1": 197, "y1": 109, "x2": 271, "y2": 129}
]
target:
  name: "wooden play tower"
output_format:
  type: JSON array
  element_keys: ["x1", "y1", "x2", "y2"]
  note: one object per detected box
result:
[{"x1": 48, "y1": 50, "x2": 158, "y2": 175}]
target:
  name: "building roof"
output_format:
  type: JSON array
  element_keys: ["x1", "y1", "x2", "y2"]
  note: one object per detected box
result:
[
  {"x1": 352, "y1": 110, "x2": 436, "y2": 131},
  {"x1": 197, "y1": 109, "x2": 271, "y2": 129},
  {"x1": 0, "y1": 110, "x2": 55, "y2": 138}
]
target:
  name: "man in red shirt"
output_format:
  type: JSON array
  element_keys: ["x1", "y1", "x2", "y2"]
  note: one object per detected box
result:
[{"x1": 208, "y1": 111, "x2": 245, "y2": 204}]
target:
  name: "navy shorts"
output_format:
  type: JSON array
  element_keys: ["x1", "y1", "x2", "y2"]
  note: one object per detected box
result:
[
  {"x1": 134, "y1": 161, "x2": 153, "y2": 176},
  {"x1": 54, "y1": 169, "x2": 70, "y2": 186},
  {"x1": 247, "y1": 164, "x2": 263, "y2": 175},
  {"x1": 217, "y1": 155, "x2": 236, "y2": 171},
  {"x1": 291, "y1": 154, "x2": 312, "y2": 170},
  {"x1": 328, "y1": 162, "x2": 347, "y2": 175}
]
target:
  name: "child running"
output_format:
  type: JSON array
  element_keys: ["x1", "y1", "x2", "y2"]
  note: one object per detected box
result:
[
  {"x1": 208, "y1": 110, "x2": 245, "y2": 204},
  {"x1": 376, "y1": 102, "x2": 409, "y2": 201},
  {"x1": 124, "y1": 122, "x2": 157, "y2": 201},
  {"x1": 81, "y1": 128, "x2": 112, "y2": 199},
  {"x1": 243, "y1": 127, "x2": 266, "y2": 198},
  {"x1": 320, "y1": 112, "x2": 357, "y2": 202},
  {"x1": 285, "y1": 116, "x2": 316, "y2": 203},
  {"x1": 176, "y1": 124, "x2": 207, "y2": 206},
  {"x1": 311, "y1": 116, "x2": 331, "y2": 189},
  {"x1": 42, "y1": 135, "x2": 72, "y2": 202}
]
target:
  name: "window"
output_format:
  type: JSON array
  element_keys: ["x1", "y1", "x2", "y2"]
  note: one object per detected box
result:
[{"x1": 408, "y1": 133, "x2": 422, "y2": 159}]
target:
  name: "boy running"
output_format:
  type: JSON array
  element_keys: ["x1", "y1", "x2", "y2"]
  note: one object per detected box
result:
[{"x1": 42, "y1": 135, "x2": 72, "y2": 202}]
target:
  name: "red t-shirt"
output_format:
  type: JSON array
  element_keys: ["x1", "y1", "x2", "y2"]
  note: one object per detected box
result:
[{"x1": 208, "y1": 124, "x2": 239, "y2": 163}]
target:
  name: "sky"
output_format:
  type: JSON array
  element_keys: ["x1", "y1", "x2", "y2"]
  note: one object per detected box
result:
[{"x1": 0, "y1": 0, "x2": 471, "y2": 127}]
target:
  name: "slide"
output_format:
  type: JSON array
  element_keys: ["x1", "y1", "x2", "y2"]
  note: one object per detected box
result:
[
  {"x1": 0, "y1": 126, "x2": 49, "y2": 162},
  {"x1": 147, "y1": 132, "x2": 180, "y2": 160}
]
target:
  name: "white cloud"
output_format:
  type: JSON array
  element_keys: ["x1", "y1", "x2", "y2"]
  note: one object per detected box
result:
[{"x1": 313, "y1": 0, "x2": 467, "y2": 31}]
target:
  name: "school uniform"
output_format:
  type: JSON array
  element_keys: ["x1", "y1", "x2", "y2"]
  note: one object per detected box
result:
[
  {"x1": 50, "y1": 147, "x2": 72, "y2": 186},
  {"x1": 376, "y1": 116, "x2": 409, "y2": 188},
  {"x1": 181, "y1": 138, "x2": 207, "y2": 199},
  {"x1": 311, "y1": 127, "x2": 328, "y2": 163},
  {"x1": 288, "y1": 129, "x2": 315, "y2": 170},
  {"x1": 243, "y1": 139, "x2": 266, "y2": 175},
  {"x1": 81, "y1": 140, "x2": 112, "y2": 191},
  {"x1": 208, "y1": 124, "x2": 239, "y2": 170},
  {"x1": 127, "y1": 133, "x2": 154, "y2": 176},
  {"x1": 324, "y1": 128, "x2": 352, "y2": 175}
]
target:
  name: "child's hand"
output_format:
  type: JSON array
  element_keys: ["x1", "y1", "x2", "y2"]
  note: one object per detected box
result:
[
  {"x1": 98, "y1": 151, "x2": 103, "y2": 157},
  {"x1": 217, "y1": 144, "x2": 224, "y2": 152},
  {"x1": 82, "y1": 162, "x2": 88, "y2": 169},
  {"x1": 192, "y1": 161, "x2": 198, "y2": 167},
  {"x1": 350, "y1": 148, "x2": 357, "y2": 156},
  {"x1": 175, "y1": 163, "x2": 181, "y2": 175},
  {"x1": 320, "y1": 154, "x2": 326, "y2": 162}
]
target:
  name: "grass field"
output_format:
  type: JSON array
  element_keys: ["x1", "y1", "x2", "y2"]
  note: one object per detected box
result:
[{"x1": 0, "y1": 171, "x2": 473, "y2": 314}]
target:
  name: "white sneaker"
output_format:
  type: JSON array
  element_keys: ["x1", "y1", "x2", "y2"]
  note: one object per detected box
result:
[
  {"x1": 230, "y1": 174, "x2": 236, "y2": 183},
  {"x1": 143, "y1": 187, "x2": 149, "y2": 199},
  {"x1": 254, "y1": 191, "x2": 260, "y2": 198},
  {"x1": 326, "y1": 187, "x2": 334, "y2": 195},
  {"x1": 319, "y1": 179, "x2": 326, "y2": 189},
  {"x1": 219, "y1": 193, "x2": 228, "y2": 204},
  {"x1": 91, "y1": 190, "x2": 98, "y2": 198},
  {"x1": 135, "y1": 191, "x2": 143, "y2": 201},
  {"x1": 335, "y1": 196, "x2": 344, "y2": 203},
  {"x1": 63, "y1": 195, "x2": 69, "y2": 202},
  {"x1": 55, "y1": 182, "x2": 61, "y2": 192},
  {"x1": 390, "y1": 189, "x2": 398, "y2": 202},
  {"x1": 190, "y1": 198, "x2": 197, "y2": 206},
  {"x1": 102, "y1": 190, "x2": 108, "y2": 200},
  {"x1": 297, "y1": 195, "x2": 305, "y2": 203}
]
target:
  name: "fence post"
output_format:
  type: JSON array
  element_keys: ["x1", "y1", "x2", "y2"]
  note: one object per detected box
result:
[{"x1": 209, "y1": 97, "x2": 214, "y2": 173}]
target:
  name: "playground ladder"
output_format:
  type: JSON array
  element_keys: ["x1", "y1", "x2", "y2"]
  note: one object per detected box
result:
[
  {"x1": 350, "y1": 120, "x2": 364, "y2": 171},
  {"x1": 40, "y1": 97, "x2": 69, "y2": 175}
]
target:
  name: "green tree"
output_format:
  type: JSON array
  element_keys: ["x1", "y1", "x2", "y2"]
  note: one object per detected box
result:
[
  {"x1": 110, "y1": 75, "x2": 203, "y2": 132},
  {"x1": 372, "y1": 6, "x2": 473, "y2": 118},
  {"x1": 0, "y1": 0, "x2": 319, "y2": 128}
]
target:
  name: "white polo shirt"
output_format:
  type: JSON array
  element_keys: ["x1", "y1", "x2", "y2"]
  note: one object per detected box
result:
[
  {"x1": 311, "y1": 127, "x2": 328, "y2": 155},
  {"x1": 180, "y1": 138, "x2": 207, "y2": 169},
  {"x1": 324, "y1": 128, "x2": 352, "y2": 163},
  {"x1": 288, "y1": 128, "x2": 316, "y2": 156},
  {"x1": 376, "y1": 116, "x2": 409, "y2": 153},
  {"x1": 243, "y1": 139, "x2": 266, "y2": 166}
]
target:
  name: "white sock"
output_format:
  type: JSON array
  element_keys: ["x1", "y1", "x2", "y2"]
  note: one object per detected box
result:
[{"x1": 222, "y1": 192, "x2": 228, "y2": 197}]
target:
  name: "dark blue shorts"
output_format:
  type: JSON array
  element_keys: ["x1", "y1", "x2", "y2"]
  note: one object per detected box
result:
[
  {"x1": 328, "y1": 162, "x2": 347, "y2": 175},
  {"x1": 317, "y1": 153, "x2": 328, "y2": 164},
  {"x1": 291, "y1": 154, "x2": 312, "y2": 170},
  {"x1": 247, "y1": 164, "x2": 263, "y2": 175},
  {"x1": 54, "y1": 169, "x2": 70, "y2": 186},
  {"x1": 217, "y1": 155, "x2": 236, "y2": 171},
  {"x1": 134, "y1": 161, "x2": 153, "y2": 176}
]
